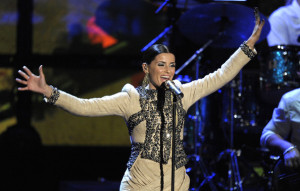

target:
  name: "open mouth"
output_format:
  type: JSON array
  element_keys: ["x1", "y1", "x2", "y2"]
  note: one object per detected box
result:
[{"x1": 161, "y1": 76, "x2": 170, "y2": 82}]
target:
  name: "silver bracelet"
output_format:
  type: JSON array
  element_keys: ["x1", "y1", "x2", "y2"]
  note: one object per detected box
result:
[
  {"x1": 43, "y1": 85, "x2": 60, "y2": 105},
  {"x1": 240, "y1": 41, "x2": 256, "y2": 59},
  {"x1": 283, "y1": 145, "x2": 297, "y2": 155}
]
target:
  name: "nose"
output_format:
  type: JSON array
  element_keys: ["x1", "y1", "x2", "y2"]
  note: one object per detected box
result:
[{"x1": 164, "y1": 65, "x2": 171, "y2": 73}]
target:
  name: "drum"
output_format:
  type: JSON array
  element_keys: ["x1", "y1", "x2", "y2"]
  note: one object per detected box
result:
[
  {"x1": 262, "y1": 45, "x2": 300, "y2": 86},
  {"x1": 260, "y1": 45, "x2": 300, "y2": 105}
]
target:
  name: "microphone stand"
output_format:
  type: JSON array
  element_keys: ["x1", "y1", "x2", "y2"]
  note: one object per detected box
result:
[
  {"x1": 219, "y1": 76, "x2": 243, "y2": 191},
  {"x1": 141, "y1": 26, "x2": 173, "y2": 52},
  {"x1": 175, "y1": 35, "x2": 223, "y2": 191},
  {"x1": 171, "y1": 93, "x2": 177, "y2": 191},
  {"x1": 141, "y1": 0, "x2": 178, "y2": 52},
  {"x1": 155, "y1": 0, "x2": 178, "y2": 14},
  {"x1": 155, "y1": 0, "x2": 171, "y2": 14},
  {"x1": 175, "y1": 31, "x2": 223, "y2": 75}
]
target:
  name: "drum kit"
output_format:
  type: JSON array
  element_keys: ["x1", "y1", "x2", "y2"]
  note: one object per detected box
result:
[{"x1": 142, "y1": 0, "x2": 300, "y2": 190}]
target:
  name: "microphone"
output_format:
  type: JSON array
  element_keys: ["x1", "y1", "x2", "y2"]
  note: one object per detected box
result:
[{"x1": 164, "y1": 80, "x2": 184, "y2": 98}]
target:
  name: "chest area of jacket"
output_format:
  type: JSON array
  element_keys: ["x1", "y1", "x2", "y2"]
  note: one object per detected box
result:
[{"x1": 126, "y1": 90, "x2": 186, "y2": 135}]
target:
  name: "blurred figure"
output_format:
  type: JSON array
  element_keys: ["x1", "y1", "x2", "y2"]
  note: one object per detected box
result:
[
  {"x1": 261, "y1": 88, "x2": 300, "y2": 168},
  {"x1": 267, "y1": 0, "x2": 300, "y2": 46},
  {"x1": 260, "y1": 88, "x2": 300, "y2": 191}
]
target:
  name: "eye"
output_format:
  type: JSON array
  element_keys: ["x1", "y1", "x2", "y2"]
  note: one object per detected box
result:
[{"x1": 158, "y1": 62, "x2": 165, "y2": 66}]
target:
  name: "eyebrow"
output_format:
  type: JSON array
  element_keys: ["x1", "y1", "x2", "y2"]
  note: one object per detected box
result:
[{"x1": 157, "y1": 61, "x2": 176, "y2": 64}]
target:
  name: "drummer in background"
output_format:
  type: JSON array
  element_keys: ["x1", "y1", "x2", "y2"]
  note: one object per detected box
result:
[
  {"x1": 260, "y1": 88, "x2": 300, "y2": 169},
  {"x1": 266, "y1": 0, "x2": 300, "y2": 46},
  {"x1": 260, "y1": 89, "x2": 300, "y2": 191}
]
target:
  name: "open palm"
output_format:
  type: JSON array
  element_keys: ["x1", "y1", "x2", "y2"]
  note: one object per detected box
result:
[{"x1": 16, "y1": 65, "x2": 49, "y2": 95}]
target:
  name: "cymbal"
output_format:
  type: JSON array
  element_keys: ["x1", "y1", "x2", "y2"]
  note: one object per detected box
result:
[
  {"x1": 177, "y1": 3, "x2": 270, "y2": 48},
  {"x1": 149, "y1": 0, "x2": 201, "y2": 10}
]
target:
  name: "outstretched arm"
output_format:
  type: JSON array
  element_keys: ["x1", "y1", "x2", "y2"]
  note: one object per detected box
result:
[
  {"x1": 16, "y1": 65, "x2": 130, "y2": 117},
  {"x1": 16, "y1": 65, "x2": 52, "y2": 98},
  {"x1": 181, "y1": 8, "x2": 265, "y2": 109}
]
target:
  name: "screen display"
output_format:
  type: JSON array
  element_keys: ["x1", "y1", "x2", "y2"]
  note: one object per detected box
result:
[
  {"x1": 0, "y1": 0, "x2": 167, "y2": 55},
  {"x1": 33, "y1": 0, "x2": 167, "y2": 55}
]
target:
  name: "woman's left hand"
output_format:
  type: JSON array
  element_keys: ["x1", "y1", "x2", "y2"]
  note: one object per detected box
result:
[{"x1": 246, "y1": 7, "x2": 265, "y2": 49}]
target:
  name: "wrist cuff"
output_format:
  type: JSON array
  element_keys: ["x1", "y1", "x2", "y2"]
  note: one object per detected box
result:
[
  {"x1": 43, "y1": 85, "x2": 60, "y2": 105},
  {"x1": 240, "y1": 41, "x2": 256, "y2": 59}
]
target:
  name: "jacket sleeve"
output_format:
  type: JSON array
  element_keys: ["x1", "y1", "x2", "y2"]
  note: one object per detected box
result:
[
  {"x1": 180, "y1": 48, "x2": 251, "y2": 110},
  {"x1": 54, "y1": 84, "x2": 133, "y2": 117}
]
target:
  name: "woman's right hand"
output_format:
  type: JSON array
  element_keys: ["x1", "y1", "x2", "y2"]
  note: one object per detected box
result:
[{"x1": 16, "y1": 65, "x2": 53, "y2": 97}]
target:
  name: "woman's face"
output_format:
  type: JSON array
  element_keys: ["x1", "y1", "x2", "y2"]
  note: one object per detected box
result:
[{"x1": 143, "y1": 53, "x2": 176, "y2": 90}]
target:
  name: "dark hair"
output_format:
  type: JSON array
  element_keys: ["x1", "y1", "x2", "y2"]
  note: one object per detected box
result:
[{"x1": 141, "y1": 44, "x2": 171, "y2": 65}]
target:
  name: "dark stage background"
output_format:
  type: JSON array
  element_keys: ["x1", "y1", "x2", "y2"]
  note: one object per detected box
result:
[{"x1": 0, "y1": 0, "x2": 296, "y2": 190}]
